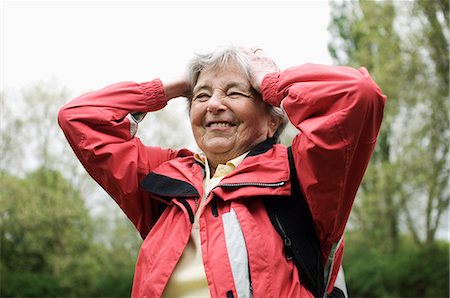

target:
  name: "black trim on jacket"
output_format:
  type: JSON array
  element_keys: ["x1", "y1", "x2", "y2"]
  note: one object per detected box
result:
[
  {"x1": 247, "y1": 138, "x2": 277, "y2": 157},
  {"x1": 140, "y1": 172, "x2": 199, "y2": 198}
]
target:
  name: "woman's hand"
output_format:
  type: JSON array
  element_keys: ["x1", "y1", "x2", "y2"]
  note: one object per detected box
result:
[
  {"x1": 161, "y1": 76, "x2": 191, "y2": 101},
  {"x1": 240, "y1": 47, "x2": 280, "y2": 94}
]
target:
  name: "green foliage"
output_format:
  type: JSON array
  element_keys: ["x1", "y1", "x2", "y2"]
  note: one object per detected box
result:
[
  {"x1": 329, "y1": 1, "x2": 449, "y2": 296},
  {"x1": 343, "y1": 232, "x2": 450, "y2": 297},
  {"x1": 329, "y1": 0, "x2": 449, "y2": 250},
  {"x1": 90, "y1": 209, "x2": 142, "y2": 297},
  {"x1": 1, "y1": 169, "x2": 94, "y2": 296},
  {"x1": 0, "y1": 169, "x2": 140, "y2": 297},
  {"x1": 1, "y1": 80, "x2": 144, "y2": 297}
]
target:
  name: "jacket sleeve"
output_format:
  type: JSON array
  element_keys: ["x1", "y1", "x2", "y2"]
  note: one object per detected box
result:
[
  {"x1": 58, "y1": 79, "x2": 190, "y2": 238},
  {"x1": 261, "y1": 63, "x2": 386, "y2": 252}
]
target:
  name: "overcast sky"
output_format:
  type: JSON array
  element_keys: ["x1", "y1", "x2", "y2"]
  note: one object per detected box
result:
[{"x1": 2, "y1": 1, "x2": 333, "y2": 95}]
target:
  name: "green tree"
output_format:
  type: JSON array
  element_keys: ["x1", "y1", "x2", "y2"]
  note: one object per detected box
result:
[
  {"x1": 90, "y1": 206, "x2": 142, "y2": 297},
  {"x1": 0, "y1": 92, "x2": 26, "y2": 175},
  {"x1": 0, "y1": 80, "x2": 94, "y2": 191},
  {"x1": 0, "y1": 168, "x2": 141, "y2": 297},
  {"x1": 1, "y1": 82, "x2": 142, "y2": 296},
  {"x1": 328, "y1": 1, "x2": 449, "y2": 296},
  {"x1": 0, "y1": 168, "x2": 100, "y2": 296},
  {"x1": 404, "y1": 0, "x2": 449, "y2": 245},
  {"x1": 328, "y1": 0, "x2": 449, "y2": 250}
]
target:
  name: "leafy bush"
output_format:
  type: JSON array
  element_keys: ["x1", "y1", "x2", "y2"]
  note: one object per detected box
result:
[
  {"x1": 0, "y1": 169, "x2": 139, "y2": 297},
  {"x1": 343, "y1": 232, "x2": 449, "y2": 297}
]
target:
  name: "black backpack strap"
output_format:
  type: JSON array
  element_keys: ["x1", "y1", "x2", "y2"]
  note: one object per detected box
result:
[{"x1": 263, "y1": 146, "x2": 324, "y2": 297}]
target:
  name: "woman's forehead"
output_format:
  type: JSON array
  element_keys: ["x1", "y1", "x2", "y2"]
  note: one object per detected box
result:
[{"x1": 194, "y1": 62, "x2": 251, "y2": 91}]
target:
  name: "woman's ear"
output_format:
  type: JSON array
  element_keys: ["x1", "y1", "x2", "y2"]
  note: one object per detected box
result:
[{"x1": 267, "y1": 116, "x2": 281, "y2": 138}]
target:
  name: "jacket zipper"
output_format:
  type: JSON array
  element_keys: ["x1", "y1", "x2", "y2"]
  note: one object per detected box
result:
[
  {"x1": 219, "y1": 181, "x2": 285, "y2": 188},
  {"x1": 274, "y1": 212, "x2": 318, "y2": 291},
  {"x1": 207, "y1": 181, "x2": 286, "y2": 217},
  {"x1": 205, "y1": 181, "x2": 286, "y2": 200},
  {"x1": 273, "y1": 213, "x2": 293, "y2": 261}
]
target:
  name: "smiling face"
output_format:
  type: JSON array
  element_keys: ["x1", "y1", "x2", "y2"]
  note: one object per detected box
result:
[{"x1": 190, "y1": 60, "x2": 277, "y2": 167}]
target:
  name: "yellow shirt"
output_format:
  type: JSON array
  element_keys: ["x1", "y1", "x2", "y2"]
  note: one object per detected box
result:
[{"x1": 162, "y1": 153, "x2": 248, "y2": 297}]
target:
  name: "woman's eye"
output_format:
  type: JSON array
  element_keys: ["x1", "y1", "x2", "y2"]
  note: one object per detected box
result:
[
  {"x1": 194, "y1": 94, "x2": 210, "y2": 102},
  {"x1": 227, "y1": 92, "x2": 247, "y2": 98}
]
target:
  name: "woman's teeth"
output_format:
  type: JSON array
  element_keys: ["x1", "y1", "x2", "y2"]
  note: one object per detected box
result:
[{"x1": 210, "y1": 122, "x2": 231, "y2": 127}]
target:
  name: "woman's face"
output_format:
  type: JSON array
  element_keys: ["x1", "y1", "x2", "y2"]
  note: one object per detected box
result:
[{"x1": 190, "y1": 61, "x2": 277, "y2": 163}]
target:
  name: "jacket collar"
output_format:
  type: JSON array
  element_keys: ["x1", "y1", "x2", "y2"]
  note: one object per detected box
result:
[
  {"x1": 247, "y1": 137, "x2": 277, "y2": 157},
  {"x1": 140, "y1": 138, "x2": 290, "y2": 198}
]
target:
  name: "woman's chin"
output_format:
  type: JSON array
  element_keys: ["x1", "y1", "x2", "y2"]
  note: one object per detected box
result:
[{"x1": 201, "y1": 138, "x2": 236, "y2": 156}]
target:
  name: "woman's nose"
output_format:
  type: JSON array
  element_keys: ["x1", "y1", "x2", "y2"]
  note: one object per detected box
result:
[{"x1": 206, "y1": 93, "x2": 227, "y2": 113}]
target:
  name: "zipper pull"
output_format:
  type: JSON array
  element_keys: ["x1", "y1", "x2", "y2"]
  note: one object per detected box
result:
[
  {"x1": 283, "y1": 235, "x2": 293, "y2": 261},
  {"x1": 274, "y1": 214, "x2": 294, "y2": 261}
]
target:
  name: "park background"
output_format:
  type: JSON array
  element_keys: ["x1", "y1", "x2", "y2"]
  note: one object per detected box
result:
[{"x1": 1, "y1": 0, "x2": 449, "y2": 297}]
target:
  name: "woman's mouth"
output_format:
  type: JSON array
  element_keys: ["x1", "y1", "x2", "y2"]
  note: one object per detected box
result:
[{"x1": 207, "y1": 122, "x2": 234, "y2": 128}]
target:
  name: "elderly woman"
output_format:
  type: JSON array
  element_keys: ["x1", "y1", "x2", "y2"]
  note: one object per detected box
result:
[{"x1": 58, "y1": 46, "x2": 385, "y2": 297}]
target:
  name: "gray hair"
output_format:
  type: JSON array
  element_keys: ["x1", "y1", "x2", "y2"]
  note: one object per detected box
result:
[{"x1": 185, "y1": 45, "x2": 288, "y2": 142}]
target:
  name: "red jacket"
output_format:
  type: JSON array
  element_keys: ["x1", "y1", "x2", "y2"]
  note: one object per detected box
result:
[{"x1": 58, "y1": 64, "x2": 385, "y2": 297}]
